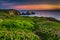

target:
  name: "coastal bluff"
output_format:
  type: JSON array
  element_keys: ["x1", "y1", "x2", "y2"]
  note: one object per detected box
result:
[{"x1": 0, "y1": 9, "x2": 20, "y2": 15}]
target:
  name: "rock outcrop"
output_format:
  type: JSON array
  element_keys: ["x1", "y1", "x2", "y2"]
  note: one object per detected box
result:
[{"x1": 0, "y1": 9, "x2": 20, "y2": 15}]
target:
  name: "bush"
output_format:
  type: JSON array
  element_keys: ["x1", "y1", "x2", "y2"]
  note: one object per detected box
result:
[
  {"x1": 34, "y1": 21, "x2": 60, "y2": 40},
  {"x1": 0, "y1": 19, "x2": 34, "y2": 31},
  {"x1": 0, "y1": 31, "x2": 41, "y2": 40},
  {"x1": 0, "y1": 16, "x2": 60, "y2": 40},
  {"x1": 0, "y1": 19, "x2": 41, "y2": 40}
]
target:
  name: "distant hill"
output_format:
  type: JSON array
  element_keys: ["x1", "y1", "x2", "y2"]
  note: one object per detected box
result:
[{"x1": 0, "y1": 9, "x2": 20, "y2": 15}]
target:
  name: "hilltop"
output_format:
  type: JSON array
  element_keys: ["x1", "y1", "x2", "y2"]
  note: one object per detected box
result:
[
  {"x1": 0, "y1": 15, "x2": 59, "y2": 40},
  {"x1": 0, "y1": 9, "x2": 60, "y2": 40},
  {"x1": 0, "y1": 9, "x2": 20, "y2": 15}
]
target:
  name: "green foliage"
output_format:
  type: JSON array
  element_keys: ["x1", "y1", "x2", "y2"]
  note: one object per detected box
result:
[
  {"x1": 0, "y1": 31, "x2": 40, "y2": 40},
  {"x1": 34, "y1": 20, "x2": 60, "y2": 40},
  {"x1": 0, "y1": 19, "x2": 34, "y2": 31},
  {"x1": 0, "y1": 18, "x2": 41, "y2": 40},
  {"x1": 0, "y1": 15, "x2": 60, "y2": 40}
]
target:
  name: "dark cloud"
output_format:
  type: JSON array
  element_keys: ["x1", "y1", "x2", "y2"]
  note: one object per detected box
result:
[
  {"x1": 0, "y1": 0, "x2": 60, "y2": 4},
  {"x1": 0, "y1": 0, "x2": 60, "y2": 9}
]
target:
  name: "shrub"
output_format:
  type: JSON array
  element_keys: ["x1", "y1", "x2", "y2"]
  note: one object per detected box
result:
[
  {"x1": 34, "y1": 21, "x2": 60, "y2": 40},
  {"x1": 0, "y1": 31, "x2": 41, "y2": 40}
]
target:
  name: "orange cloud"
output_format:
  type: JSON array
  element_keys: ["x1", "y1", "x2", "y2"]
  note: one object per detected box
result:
[{"x1": 10, "y1": 4, "x2": 60, "y2": 10}]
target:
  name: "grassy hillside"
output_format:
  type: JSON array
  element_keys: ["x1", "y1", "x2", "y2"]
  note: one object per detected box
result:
[{"x1": 0, "y1": 15, "x2": 60, "y2": 40}]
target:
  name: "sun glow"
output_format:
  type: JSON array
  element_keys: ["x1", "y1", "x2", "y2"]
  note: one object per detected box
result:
[{"x1": 10, "y1": 4, "x2": 60, "y2": 10}]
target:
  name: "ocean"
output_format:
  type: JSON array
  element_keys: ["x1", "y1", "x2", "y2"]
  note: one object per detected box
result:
[{"x1": 20, "y1": 10, "x2": 60, "y2": 20}]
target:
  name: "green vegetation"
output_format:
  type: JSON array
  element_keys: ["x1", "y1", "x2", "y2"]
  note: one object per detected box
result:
[{"x1": 0, "y1": 15, "x2": 60, "y2": 40}]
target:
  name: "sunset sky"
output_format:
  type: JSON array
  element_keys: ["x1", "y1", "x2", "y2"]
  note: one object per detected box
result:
[{"x1": 0, "y1": 0, "x2": 60, "y2": 10}]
